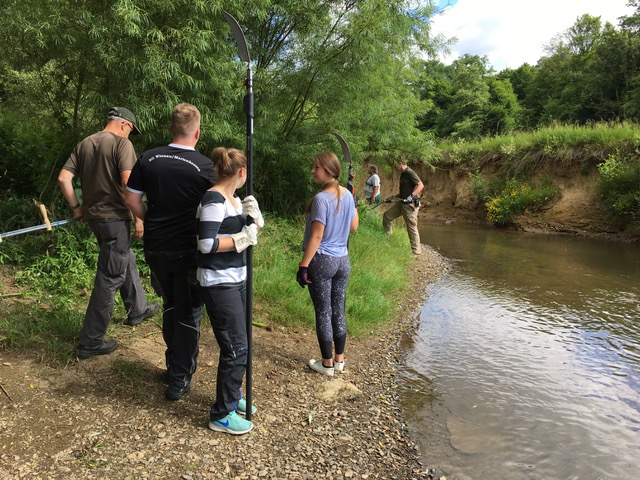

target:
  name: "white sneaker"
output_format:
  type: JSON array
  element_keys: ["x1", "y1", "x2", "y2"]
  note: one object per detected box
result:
[
  {"x1": 334, "y1": 360, "x2": 345, "y2": 373},
  {"x1": 308, "y1": 359, "x2": 334, "y2": 377}
]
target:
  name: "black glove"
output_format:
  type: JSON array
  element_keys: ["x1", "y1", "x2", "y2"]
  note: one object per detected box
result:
[
  {"x1": 296, "y1": 265, "x2": 312, "y2": 288},
  {"x1": 385, "y1": 195, "x2": 396, "y2": 203}
]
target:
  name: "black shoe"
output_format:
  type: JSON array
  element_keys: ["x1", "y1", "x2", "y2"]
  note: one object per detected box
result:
[
  {"x1": 126, "y1": 302, "x2": 160, "y2": 326},
  {"x1": 165, "y1": 377, "x2": 192, "y2": 401},
  {"x1": 77, "y1": 339, "x2": 118, "y2": 360}
]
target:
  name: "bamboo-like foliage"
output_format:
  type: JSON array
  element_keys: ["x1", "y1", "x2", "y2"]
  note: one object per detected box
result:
[{"x1": 0, "y1": 0, "x2": 439, "y2": 214}]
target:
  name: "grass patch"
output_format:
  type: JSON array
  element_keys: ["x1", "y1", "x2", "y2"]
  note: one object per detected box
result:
[
  {"x1": 436, "y1": 121, "x2": 640, "y2": 172},
  {"x1": 254, "y1": 207, "x2": 414, "y2": 337},
  {"x1": 1, "y1": 210, "x2": 416, "y2": 363}
]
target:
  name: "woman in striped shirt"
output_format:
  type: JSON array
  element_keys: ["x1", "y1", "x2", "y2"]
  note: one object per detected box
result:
[{"x1": 196, "y1": 147, "x2": 263, "y2": 435}]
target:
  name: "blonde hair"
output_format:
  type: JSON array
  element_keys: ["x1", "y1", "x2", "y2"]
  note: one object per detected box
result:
[
  {"x1": 171, "y1": 103, "x2": 201, "y2": 137},
  {"x1": 309, "y1": 151, "x2": 342, "y2": 212},
  {"x1": 211, "y1": 147, "x2": 247, "y2": 178}
]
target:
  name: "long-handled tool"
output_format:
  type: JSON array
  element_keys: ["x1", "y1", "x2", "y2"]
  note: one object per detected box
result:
[
  {"x1": 332, "y1": 132, "x2": 355, "y2": 197},
  {"x1": 0, "y1": 203, "x2": 77, "y2": 243},
  {"x1": 223, "y1": 10, "x2": 255, "y2": 421}
]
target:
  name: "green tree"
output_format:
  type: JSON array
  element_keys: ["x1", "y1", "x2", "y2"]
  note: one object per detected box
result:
[
  {"x1": 416, "y1": 55, "x2": 520, "y2": 139},
  {"x1": 620, "y1": 0, "x2": 640, "y2": 119},
  {"x1": 0, "y1": 0, "x2": 439, "y2": 215},
  {"x1": 483, "y1": 76, "x2": 521, "y2": 135},
  {"x1": 497, "y1": 63, "x2": 537, "y2": 129}
]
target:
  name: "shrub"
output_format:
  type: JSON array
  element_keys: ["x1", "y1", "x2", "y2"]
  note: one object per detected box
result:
[
  {"x1": 485, "y1": 178, "x2": 559, "y2": 225},
  {"x1": 597, "y1": 150, "x2": 640, "y2": 219}
]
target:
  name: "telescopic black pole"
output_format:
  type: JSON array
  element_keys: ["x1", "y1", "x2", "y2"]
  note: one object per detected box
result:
[{"x1": 223, "y1": 11, "x2": 254, "y2": 421}]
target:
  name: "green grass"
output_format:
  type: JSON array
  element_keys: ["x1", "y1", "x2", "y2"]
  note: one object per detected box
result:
[
  {"x1": 1, "y1": 209, "x2": 416, "y2": 363},
  {"x1": 254, "y1": 208, "x2": 414, "y2": 337},
  {"x1": 435, "y1": 121, "x2": 640, "y2": 171}
]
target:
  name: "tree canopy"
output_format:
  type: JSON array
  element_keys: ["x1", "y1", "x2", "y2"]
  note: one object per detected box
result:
[
  {"x1": 1, "y1": 0, "x2": 640, "y2": 216},
  {"x1": 0, "y1": 0, "x2": 439, "y2": 214}
]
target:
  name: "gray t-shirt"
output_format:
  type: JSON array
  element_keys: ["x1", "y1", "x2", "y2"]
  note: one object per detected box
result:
[
  {"x1": 302, "y1": 188, "x2": 356, "y2": 257},
  {"x1": 364, "y1": 173, "x2": 380, "y2": 199}
]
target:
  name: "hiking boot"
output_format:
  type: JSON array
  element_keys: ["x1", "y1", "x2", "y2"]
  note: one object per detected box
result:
[
  {"x1": 308, "y1": 359, "x2": 334, "y2": 377},
  {"x1": 334, "y1": 360, "x2": 345, "y2": 373},
  {"x1": 126, "y1": 302, "x2": 160, "y2": 326},
  {"x1": 77, "y1": 339, "x2": 118, "y2": 360},
  {"x1": 165, "y1": 377, "x2": 192, "y2": 401},
  {"x1": 208, "y1": 411, "x2": 253, "y2": 435},
  {"x1": 236, "y1": 397, "x2": 257, "y2": 417}
]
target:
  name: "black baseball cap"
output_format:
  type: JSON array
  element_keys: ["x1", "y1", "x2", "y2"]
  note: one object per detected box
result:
[{"x1": 108, "y1": 106, "x2": 141, "y2": 135}]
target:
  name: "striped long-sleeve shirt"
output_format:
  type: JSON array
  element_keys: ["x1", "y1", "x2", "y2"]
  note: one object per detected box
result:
[{"x1": 196, "y1": 190, "x2": 247, "y2": 287}]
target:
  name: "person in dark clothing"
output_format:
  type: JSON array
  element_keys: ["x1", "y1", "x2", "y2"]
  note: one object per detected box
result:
[
  {"x1": 125, "y1": 103, "x2": 216, "y2": 400},
  {"x1": 382, "y1": 160, "x2": 424, "y2": 256},
  {"x1": 197, "y1": 147, "x2": 263, "y2": 435},
  {"x1": 58, "y1": 106, "x2": 159, "y2": 360}
]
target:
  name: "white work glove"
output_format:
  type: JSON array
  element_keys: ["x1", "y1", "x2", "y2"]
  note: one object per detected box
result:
[
  {"x1": 231, "y1": 224, "x2": 258, "y2": 253},
  {"x1": 241, "y1": 195, "x2": 265, "y2": 228}
]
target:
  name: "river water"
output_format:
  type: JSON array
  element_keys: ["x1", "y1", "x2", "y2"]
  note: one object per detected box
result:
[{"x1": 399, "y1": 224, "x2": 640, "y2": 480}]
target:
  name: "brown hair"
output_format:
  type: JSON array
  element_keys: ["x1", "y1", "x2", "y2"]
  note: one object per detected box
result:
[
  {"x1": 309, "y1": 151, "x2": 342, "y2": 212},
  {"x1": 171, "y1": 103, "x2": 201, "y2": 137},
  {"x1": 211, "y1": 147, "x2": 247, "y2": 178}
]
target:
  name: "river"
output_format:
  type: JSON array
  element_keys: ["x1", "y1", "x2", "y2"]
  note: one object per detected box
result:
[{"x1": 399, "y1": 223, "x2": 640, "y2": 480}]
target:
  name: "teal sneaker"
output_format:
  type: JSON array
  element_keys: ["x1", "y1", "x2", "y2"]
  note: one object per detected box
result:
[
  {"x1": 208, "y1": 411, "x2": 254, "y2": 435},
  {"x1": 236, "y1": 398, "x2": 257, "y2": 416}
]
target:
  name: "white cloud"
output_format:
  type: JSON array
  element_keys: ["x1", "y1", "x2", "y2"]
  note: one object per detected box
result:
[{"x1": 430, "y1": 0, "x2": 634, "y2": 71}]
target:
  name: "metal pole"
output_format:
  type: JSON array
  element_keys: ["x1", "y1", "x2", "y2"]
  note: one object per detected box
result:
[
  {"x1": 0, "y1": 219, "x2": 77, "y2": 243},
  {"x1": 223, "y1": 11, "x2": 254, "y2": 421}
]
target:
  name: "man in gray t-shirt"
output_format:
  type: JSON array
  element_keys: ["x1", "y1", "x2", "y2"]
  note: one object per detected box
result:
[
  {"x1": 364, "y1": 164, "x2": 381, "y2": 205},
  {"x1": 58, "y1": 107, "x2": 158, "y2": 359}
]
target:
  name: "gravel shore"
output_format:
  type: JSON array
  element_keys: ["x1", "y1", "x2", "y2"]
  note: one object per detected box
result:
[{"x1": 0, "y1": 245, "x2": 449, "y2": 479}]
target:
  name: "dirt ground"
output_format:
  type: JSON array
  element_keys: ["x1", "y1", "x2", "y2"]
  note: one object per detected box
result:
[{"x1": 0, "y1": 245, "x2": 449, "y2": 480}]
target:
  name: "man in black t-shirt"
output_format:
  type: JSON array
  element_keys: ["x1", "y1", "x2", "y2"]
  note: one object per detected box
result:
[{"x1": 126, "y1": 103, "x2": 216, "y2": 400}]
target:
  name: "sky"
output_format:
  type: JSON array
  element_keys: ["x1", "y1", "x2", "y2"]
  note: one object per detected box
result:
[{"x1": 431, "y1": 0, "x2": 635, "y2": 71}]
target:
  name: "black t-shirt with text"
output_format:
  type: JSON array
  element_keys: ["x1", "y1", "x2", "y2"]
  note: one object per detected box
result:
[{"x1": 127, "y1": 145, "x2": 216, "y2": 252}]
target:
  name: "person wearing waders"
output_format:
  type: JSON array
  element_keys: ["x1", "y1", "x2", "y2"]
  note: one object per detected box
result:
[
  {"x1": 196, "y1": 147, "x2": 263, "y2": 435},
  {"x1": 125, "y1": 103, "x2": 216, "y2": 401},
  {"x1": 58, "y1": 106, "x2": 159, "y2": 360},
  {"x1": 297, "y1": 152, "x2": 359, "y2": 376}
]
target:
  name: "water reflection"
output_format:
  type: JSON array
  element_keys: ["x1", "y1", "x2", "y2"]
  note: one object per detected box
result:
[{"x1": 400, "y1": 224, "x2": 640, "y2": 480}]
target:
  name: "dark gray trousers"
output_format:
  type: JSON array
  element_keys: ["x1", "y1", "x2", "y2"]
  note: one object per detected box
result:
[
  {"x1": 199, "y1": 282, "x2": 248, "y2": 421},
  {"x1": 79, "y1": 219, "x2": 147, "y2": 348}
]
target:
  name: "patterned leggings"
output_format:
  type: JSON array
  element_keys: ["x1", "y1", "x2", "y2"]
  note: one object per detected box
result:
[{"x1": 308, "y1": 253, "x2": 350, "y2": 360}]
